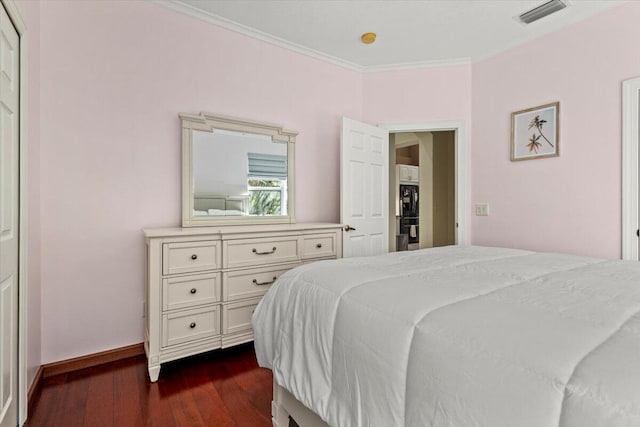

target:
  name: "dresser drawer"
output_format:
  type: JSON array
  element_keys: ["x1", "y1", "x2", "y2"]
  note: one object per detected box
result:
[
  {"x1": 301, "y1": 233, "x2": 337, "y2": 259},
  {"x1": 224, "y1": 236, "x2": 299, "y2": 269},
  {"x1": 222, "y1": 299, "x2": 261, "y2": 335},
  {"x1": 162, "y1": 306, "x2": 220, "y2": 348},
  {"x1": 163, "y1": 273, "x2": 221, "y2": 311},
  {"x1": 163, "y1": 241, "x2": 221, "y2": 275},
  {"x1": 223, "y1": 263, "x2": 300, "y2": 302}
]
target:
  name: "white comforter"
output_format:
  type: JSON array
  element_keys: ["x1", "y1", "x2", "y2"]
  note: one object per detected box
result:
[{"x1": 252, "y1": 246, "x2": 640, "y2": 427}]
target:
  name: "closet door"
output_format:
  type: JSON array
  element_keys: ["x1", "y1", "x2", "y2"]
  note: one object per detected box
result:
[{"x1": 0, "y1": 4, "x2": 19, "y2": 427}]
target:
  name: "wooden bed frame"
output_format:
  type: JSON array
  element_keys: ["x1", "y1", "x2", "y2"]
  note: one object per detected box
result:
[{"x1": 272, "y1": 380, "x2": 329, "y2": 427}]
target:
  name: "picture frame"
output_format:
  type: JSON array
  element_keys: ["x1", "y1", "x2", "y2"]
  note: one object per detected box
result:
[{"x1": 511, "y1": 102, "x2": 559, "y2": 161}]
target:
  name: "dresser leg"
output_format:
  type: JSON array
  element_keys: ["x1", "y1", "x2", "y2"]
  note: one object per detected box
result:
[{"x1": 148, "y1": 364, "x2": 161, "y2": 382}]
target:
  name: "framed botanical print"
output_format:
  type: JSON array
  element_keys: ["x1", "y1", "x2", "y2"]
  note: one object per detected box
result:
[{"x1": 511, "y1": 102, "x2": 559, "y2": 161}]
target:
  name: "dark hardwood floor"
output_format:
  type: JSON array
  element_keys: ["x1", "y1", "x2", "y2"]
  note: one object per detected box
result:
[{"x1": 26, "y1": 344, "x2": 273, "y2": 427}]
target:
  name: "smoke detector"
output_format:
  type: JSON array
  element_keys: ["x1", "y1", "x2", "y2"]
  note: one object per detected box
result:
[{"x1": 361, "y1": 32, "x2": 377, "y2": 44}]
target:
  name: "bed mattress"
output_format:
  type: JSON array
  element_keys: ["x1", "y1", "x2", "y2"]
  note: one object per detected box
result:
[{"x1": 252, "y1": 246, "x2": 640, "y2": 427}]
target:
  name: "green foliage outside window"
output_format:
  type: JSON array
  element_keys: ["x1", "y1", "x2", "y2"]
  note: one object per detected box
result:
[{"x1": 248, "y1": 179, "x2": 284, "y2": 215}]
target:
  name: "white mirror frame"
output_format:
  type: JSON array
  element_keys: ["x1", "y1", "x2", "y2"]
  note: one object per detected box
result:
[{"x1": 181, "y1": 112, "x2": 297, "y2": 227}]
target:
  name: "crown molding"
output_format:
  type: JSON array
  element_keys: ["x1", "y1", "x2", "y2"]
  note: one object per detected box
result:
[
  {"x1": 362, "y1": 57, "x2": 471, "y2": 73},
  {"x1": 152, "y1": 0, "x2": 363, "y2": 72},
  {"x1": 153, "y1": 0, "x2": 472, "y2": 73}
]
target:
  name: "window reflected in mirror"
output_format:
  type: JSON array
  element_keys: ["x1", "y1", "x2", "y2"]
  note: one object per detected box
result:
[
  {"x1": 247, "y1": 152, "x2": 287, "y2": 216},
  {"x1": 192, "y1": 129, "x2": 288, "y2": 218}
]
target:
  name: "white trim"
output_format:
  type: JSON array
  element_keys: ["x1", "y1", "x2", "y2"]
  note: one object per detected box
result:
[
  {"x1": 362, "y1": 57, "x2": 471, "y2": 73},
  {"x1": 472, "y1": 0, "x2": 625, "y2": 64},
  {"x1": 154, "y1": 0, "x2": 362, "y2": 72},
  {"x1": 379, "y1": 121, "x2": 468, "y2": 246},
  {"x1": 1, "y1": 0, "x2": 28, "y2": 424},
  {"x1": 622, "y1": 76, "x2": 639, "y2": 261},
  {"x1": 153, "y1": 0, "x2": 471, "y2": 73},
  {"x1": 151, "y1": 0, "x2": 621, "y2": 73}
]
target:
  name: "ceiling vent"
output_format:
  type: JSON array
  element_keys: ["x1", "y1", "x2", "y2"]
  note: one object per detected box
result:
[{"x1": 519, "y1": 0, "x2": 567, "y2": 24}]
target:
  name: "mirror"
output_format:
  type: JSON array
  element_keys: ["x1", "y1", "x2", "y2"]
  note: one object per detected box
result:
[{"x1": 181, "y1": 112, "x2": 297, "y2": 227}]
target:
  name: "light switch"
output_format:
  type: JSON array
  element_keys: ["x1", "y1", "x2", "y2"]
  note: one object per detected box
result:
[{"x1": 475, "y1": 204, "x2": 490, "y2": 216}]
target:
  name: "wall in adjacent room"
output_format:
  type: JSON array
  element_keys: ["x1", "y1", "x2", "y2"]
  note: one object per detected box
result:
[
  {"x1": 38, "y1": 0, "x2": 362, "y2": 363},
  {"x1": 432, "y1": 131, "x2": 456, "y2": 247},
  {"x1": 471, "y1": 1, "x2": 640, "y2": 259}
]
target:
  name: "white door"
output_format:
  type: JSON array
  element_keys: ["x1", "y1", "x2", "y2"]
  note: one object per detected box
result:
[
  {"x1": 622, "y1": 77, "x2": 639, "y2": 261},
  {"x1": 340, "y1": 117, "x2": 389, "y2": 258},
  {"x1": 0, "y1": 4, "x2": 19, "y2": 427}
]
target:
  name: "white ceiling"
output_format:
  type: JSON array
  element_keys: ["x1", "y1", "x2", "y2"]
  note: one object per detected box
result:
[{"x1": 168, "y1": 0, "x2": 626, "y2": 71}]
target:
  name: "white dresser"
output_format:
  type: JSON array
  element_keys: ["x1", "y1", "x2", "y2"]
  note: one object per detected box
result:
[{"x1": 143, "y1": 222, "x2": 342, "y2": 381}]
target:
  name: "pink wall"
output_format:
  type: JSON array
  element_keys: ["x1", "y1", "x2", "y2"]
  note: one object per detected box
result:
[
  {"x1": 38, "y1": 1, "x2": 361, "y2": 363},
  {"x1": 14, "y1": 0, "x2": 41, "y2": 387},
  {"x1": 471, "y1": 2, "x2": 640, "y2": 259},
  {"x1": 28, "y1": 0, "x2": 637, "y2": 365},
  {"x1": 363, "y1": 65, "x2": 472, "y2": 125}
]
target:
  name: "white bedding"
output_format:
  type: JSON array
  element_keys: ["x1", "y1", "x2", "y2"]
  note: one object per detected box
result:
[{"x1": 252, "y1": 246, "x2": 640, "y2": 427}]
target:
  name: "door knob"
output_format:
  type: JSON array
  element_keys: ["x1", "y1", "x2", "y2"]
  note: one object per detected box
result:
[{"x1": 344, "y1": 225, "x2": 357, "y2": 232}]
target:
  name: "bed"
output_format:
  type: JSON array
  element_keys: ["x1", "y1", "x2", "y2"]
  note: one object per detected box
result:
[
  {"x1": 252, "y1": 245, "x2": 640, "y2": 427},
  {"x1": 192, "y1": 193, "x2": 248, "y2": 216}
]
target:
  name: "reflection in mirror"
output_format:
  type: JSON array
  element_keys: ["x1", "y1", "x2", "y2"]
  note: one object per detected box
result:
[
  {"x1": 181, "y1": 112, "x2": 297, "y2": 227},
  {"x1": 192, "y1": 129, "x2": 288, "y2": 217}
]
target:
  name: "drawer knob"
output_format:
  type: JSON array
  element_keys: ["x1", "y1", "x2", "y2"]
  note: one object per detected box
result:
[
  {"x1": 252, "y1": 246, "x2": 277, "y2": 255},
  {"x1": 191, "y1": 254, "x2": 198, "y2": 260},
  {"x1": 316, "y1": 243, "x2": 322, "y2": 249},
  {"x1": 190, "y1": 288, "x2": 197, "y2": 294},
  {"x1": 253, "y1": 276, "x2": 278, "y2": 286},
  {"x1": 189, "y1": 322, "x2": 196, "y2": 329}
]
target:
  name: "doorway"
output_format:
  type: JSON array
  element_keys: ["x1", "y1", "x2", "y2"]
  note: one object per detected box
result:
[
  {"x1": 381, "y1": 121, "x2": 467, "y2": 252},
  {"x1": 340, "y1": 119, "x2": 467, "y2": 257},
  {"x1": 389, "y1": 131, "x2": 456, "y2": 251}
]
